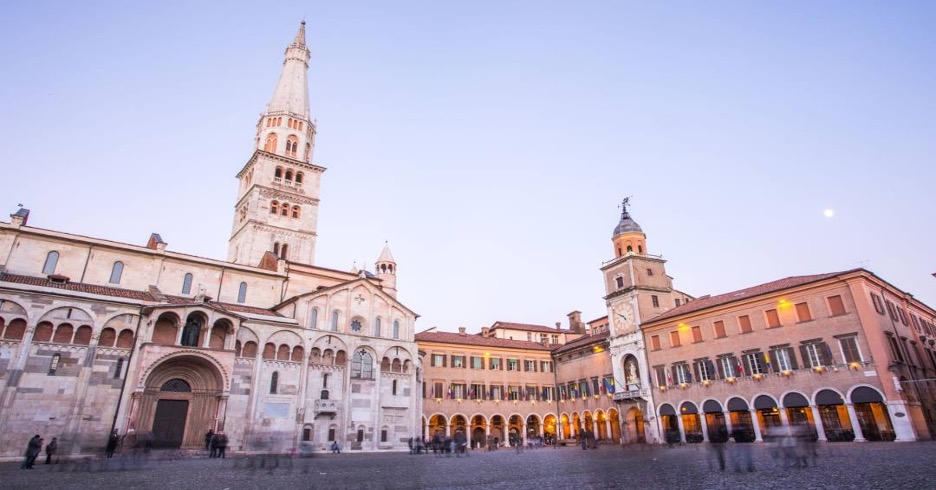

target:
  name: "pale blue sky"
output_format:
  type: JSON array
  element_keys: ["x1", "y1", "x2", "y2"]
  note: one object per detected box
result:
[{"x1": 2, "y1": 1, "x2": 934, "y2": 331}]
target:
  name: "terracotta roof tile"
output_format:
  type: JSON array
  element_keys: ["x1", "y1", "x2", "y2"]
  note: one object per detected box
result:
[
  {"x1": 0, "y1": 272, "x2": 155, "y2": 301},
  {"x1": 552, "y1": 330, "x2": 609, "y2": 355},
  {"x1": 490, "y1": 321, "x2": 569, "y2": 334},
  {"x1": 645, "y1": 269, "x2": 861, "y2": 324},
  {"x1": 415, "y1": 331, "x2": 554, "y2": 351}
]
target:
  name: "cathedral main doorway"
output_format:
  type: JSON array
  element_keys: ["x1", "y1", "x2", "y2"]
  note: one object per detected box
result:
[
  {"x1": 153, "y1": 399, "x2": 188, "y2": 448},
  {"x1": 135, "y1": 354, "x2": 225, "y2": 449}
]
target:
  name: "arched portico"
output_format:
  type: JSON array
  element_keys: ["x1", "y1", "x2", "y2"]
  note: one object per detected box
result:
[{"x1": 134, "y1": 354, "x2": 226, "y2": 448}]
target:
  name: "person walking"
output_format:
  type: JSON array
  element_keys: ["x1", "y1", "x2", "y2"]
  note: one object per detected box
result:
[
  {"x1": 204, "y1": 429, "x2": 214, "y2": 451},
  {"x1": 44, "y1": 437, "x2": 58, "y2": 464},
  {"x1": 215, "y1": 431, "x2": 229, "y2": 459},
  {"x1": 105, "y1": 429, "x2": 119, "y2": 458},
  {"x1": 21, "y1": 435, "x2": 42, "y2": 469}
]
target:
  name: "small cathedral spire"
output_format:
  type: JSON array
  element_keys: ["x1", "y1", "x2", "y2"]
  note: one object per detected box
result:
[{"x1": 293, "y1": 20, "x2": 307, "y2": 49}]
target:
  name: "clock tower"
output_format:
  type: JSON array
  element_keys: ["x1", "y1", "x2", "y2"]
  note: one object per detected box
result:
[{"x1": 601, "y1": 198, "x2": 686, "y2": 444}]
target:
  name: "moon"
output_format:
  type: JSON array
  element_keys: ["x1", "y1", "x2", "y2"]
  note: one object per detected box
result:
[{"x1": 823, "y1": 209, "x2": 835, "y2": 218}]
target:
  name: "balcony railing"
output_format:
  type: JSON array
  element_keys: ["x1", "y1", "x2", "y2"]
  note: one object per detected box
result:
[{"x1": 314, "y1": 399, "x2": 340, "y2": 415}]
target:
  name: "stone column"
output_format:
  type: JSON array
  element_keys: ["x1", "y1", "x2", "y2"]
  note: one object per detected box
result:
[
  {"x1": 676, "y1": 414, "x2": 686, "y2": 444},
  {"x1": 810, "y1": 405, "x2": 827, "y2": 442},
  {"x1": 749, "y1": 409, "x2": 763, "y2": 442},
  {"x1": 699, "y1": 414, "x2": 709, "y2": 442},
  {"x1": 215, "y1": 395, "x2": 229, "y2": 432},
  {"x1": 723, "y1": 411, "x2": 734, "y2": 439},
  {"x1": 845, "y1": 403, "x2": 866, "y2": 441}
]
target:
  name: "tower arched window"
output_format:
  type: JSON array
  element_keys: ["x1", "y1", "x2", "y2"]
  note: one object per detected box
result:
[
  {"x1": 286, "y1": 136, "x2": 299, "y2": 158},
  {"x1": 270, "y1": 201, "x2": 279, "y2": 214},
  {"x1": 237, "y1": 282, "x2": 248, "y2": 304},
  {"x1": 42, "y1": 251, "x2": 59, "y2": 275},
  {"x1": 392, "y1": 320, "x2": 400, "y2": 339},
  {"x1": 264, "y1": 133, "x2": 278, "y2": 152},
  {"x1": 331, "y1": 311, "x2": 339, "y2": 331},
  {"x1": 638, "y1": 245, "x2": 643, "y2": 254},
  {"x1": 109, "y1": 261, "x2": 124, "y2": 284},
  {"x1": 273, "y1": 242, "x2": 280, "y2": 255},
  {"x1": 292, "y1": 205, "x2": 301, "y2": 218},
  {"x1": 281, "y1": 204, "x2": 289, "y2": 216},
  {"x1": 275, "y1": 167, "x2": 283, "y2": 179},
  {"x1": 280, "y1": 244, "x2": 288, "y2": 259},
  {"x1": 310, "y1": 307, "x2": 318, "y2": 329},
  {"x1": 285, "y1": 170, "x2": 293, "y2": 182},
  {"x1": 270, "y1": 371, "x2": 279, "y2": 394},
  {"x1": 181, "y1": 273, "x2": 193, "y2": 295},
  {"x1": 626, "y1": 245, "x2": 633, "y2": 253},
  {"x1": 295, "y1": 172, "x2": 304, "y2": 184}
]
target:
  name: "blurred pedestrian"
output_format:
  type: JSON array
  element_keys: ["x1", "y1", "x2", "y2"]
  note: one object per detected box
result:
[
  {"x1": 709, "y1": 425, "x2": 728, "y2": 471},
  {"x1": 204, "y1": 429, "x2": 214, "y2": 451},
  {"x1": 215, "y1": 431, "x2": 228, "y2": 459},
  {"x1": 44, "y1": 437, "x2": 58, "y2": 464},
  {"x1": 730, "y1": 424, "x2": 754, "y2": 472},
  {"x1": 21, "y1": 435, "x2": 42, "y2": 469},
  {"x1": 105, "y1": 429, "x2": 119, "y2": 458}
]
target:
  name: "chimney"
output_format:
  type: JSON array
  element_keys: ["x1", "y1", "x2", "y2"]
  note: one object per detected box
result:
[
  {"x1": 9, "y1": 208, "x2": 29, "y2": 227},
  {"x1": 567, "y1": 310, "x2": 584, "y2": 333},
  {"x1": 481, "y1": 327, "x2": 490, "y2": 337},
  {"x1": 458, "y1": 327, "x2": 466, "y2": 336},
  {"x1": 555, "y1": 322, "x2": 561, "y2": 331},
  {"x1": 146, "y1": 233, "x2": 167, "y2": 251}
]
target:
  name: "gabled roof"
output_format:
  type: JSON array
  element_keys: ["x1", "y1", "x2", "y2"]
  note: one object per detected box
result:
[
  {"x1": 645, "y1": 269, "x2": 863, "y2": 324},
  {"x1": 276, "y1": 276, "x2": 418, "y2": 318},
  {"x1": 490, "y1": 321, "x2": 567, "y2": 334},
  {"x1": 414, "y1": 331, "x2": 554, "y2": 351},
  {"x1": 552, "y1": 330, "x2": 610, "y2": 355}
]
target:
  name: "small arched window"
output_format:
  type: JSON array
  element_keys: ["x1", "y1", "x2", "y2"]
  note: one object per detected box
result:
[
  {"x1": 374, "y1": 317, "x2": 381, "y2": 337},
  {"x1": 626, "y1": 245, "x2": 633, "y2": 253},
  {"x1": 275, "y1": 167, "x2": 283, "y2": 178},
  {"x1": 273, "y1": 242, "x2": 280, "y2": 255},
  {"x1": 281, "y1": 205, "x2": 289, "y2": 216},
  {"x1": 42, "y1": 251, "x2": 59, "y2": 275},
  {"x1": 264, "y1": 133, "x2": 278, "y2": 152},
  {"x1": 280, "y1": 244, "x2": 288, "y2": 259},
  {"x1": 286, "y1": 136, "x2": 299, "y2": 158},
  {"x1": 270, "y1": 201, "x2": 279, "y2": 214},
  {"x1": 295, "y1": 172, "x2": 304, "y2": 184},
  {"x1": 285, "y1": 170, "x2": 293, "y2": 182},
  {"x1": 237, "y1": 282, "x2": 247, "y2": 303},
  {"x1": 270, "y1": 371, "x2": 279, "y2": 394},
  {"x1": 638, "y1": 245, "x2": 643, "y2": 254},
  {"x1": 182, "y1": 273, "x2": 193, "y2": 295},
  {"x1": 310, "y1": 307, "x2": 318, "y2": 329},
  {"x1": 292, "y1": 206, "x2": 301, "y2": 218},
  {"x1": 331, "y1": 311, "x2": 339, "y2": 331},
  {"x1": 109, "y1": 261, "x2": 124, "y2": 284},
  {"x1": 393, "y1": 320, "x2": 400, "y2": 339}
]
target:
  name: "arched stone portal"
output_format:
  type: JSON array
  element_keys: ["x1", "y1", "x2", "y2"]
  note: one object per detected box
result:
[{"x1": 135, "y1": 355, "x2": 225, "y2": 449}]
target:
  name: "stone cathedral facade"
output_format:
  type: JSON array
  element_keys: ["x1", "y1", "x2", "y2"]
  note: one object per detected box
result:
[{"x1": 0, "y1": 22, "x2": 422, "y2": 459}]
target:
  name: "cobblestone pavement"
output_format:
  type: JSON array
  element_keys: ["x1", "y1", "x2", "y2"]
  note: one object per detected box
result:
[{"x1": 3, "y1": 442, "x2": 936, "y2": 490}]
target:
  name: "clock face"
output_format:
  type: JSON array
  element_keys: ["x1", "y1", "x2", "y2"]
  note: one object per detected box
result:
[{"x1": 351, "y1": 319, "x2": 362, "y2": 332}]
